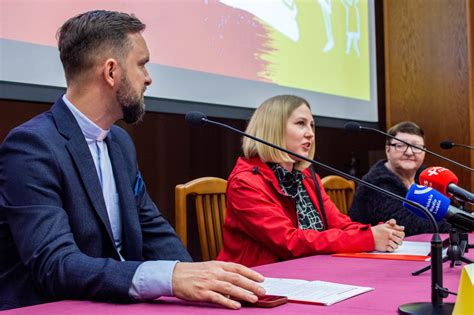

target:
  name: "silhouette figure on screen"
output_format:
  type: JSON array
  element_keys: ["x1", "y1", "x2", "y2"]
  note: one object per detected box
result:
[
  {"x1": 318, "y1": 0, "x2": 334, "y2": 53},
  {"x1": 341, "y1": 0, "x2": 361, "y2": 57}
]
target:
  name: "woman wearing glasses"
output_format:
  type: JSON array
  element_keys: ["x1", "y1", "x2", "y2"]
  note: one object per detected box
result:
[{"x1": 349, "y1": 121, "x2": 451, "y2": 236}]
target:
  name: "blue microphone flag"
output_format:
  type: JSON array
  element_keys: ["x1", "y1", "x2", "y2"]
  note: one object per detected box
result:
[{"x1": 403, "y1": 184, "x2": 450, "y2": 222}]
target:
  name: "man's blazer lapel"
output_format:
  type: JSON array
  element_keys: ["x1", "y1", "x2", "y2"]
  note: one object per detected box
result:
[
  {"x1": 51, "y1": 99, "x2": 116, "y2": 246},
  {"x1": 106, "y1": 135, "x2": 143, "y2": 260}
]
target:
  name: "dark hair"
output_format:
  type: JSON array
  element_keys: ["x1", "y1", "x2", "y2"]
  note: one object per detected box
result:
[
  {"x1": 386, "y1": 121, "x2": 424, "y2": 144},
  {"x1": 57, "y1": 10, "x2": 145, "y2": 83}
]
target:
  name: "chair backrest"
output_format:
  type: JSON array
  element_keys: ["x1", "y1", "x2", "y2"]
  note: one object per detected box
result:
[
  {"x1": 321, "y1": 175, "x2": 355, "y2": 215},
  {"x1": 175, "y1": 177, "x2": 227, "y2": 261}
]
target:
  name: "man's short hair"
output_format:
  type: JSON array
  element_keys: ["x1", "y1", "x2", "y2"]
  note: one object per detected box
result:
[
  {"x1": 57, "y1": 10, "x2": 145, "y2": 83},
  {"x1": 386, "y1": 121, "x2": 425, "y2": 144},
  {"x1": 243, "y1": 95, "x2": 315, "y2": 170}
]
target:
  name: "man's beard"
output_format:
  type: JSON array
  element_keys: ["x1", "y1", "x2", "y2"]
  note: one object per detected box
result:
[{"x1": 117, "y1": 75, "x2": 145, "y2": 124}]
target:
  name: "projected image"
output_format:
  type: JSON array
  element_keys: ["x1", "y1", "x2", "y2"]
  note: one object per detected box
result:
[
  {"x1": 1, "y1": 0, "x2": 377, "y2": 121},
  {"x1": 217, "y1": 0, "x2": 369, "y2": 100},
  {"x1": 219, "y1": 0, "x2": 301, "y2": 42}
]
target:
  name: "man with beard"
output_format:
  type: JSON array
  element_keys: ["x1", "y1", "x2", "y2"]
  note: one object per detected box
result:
[{"x1": 0, "y1": 10, "x2": 265, "y2": 311}]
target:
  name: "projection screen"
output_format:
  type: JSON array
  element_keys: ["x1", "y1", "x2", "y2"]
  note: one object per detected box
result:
[{"x1": 0, "y1": 0, "x2": 379, "y2": 123}]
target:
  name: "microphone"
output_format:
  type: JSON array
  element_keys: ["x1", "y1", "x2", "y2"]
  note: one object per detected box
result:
[
  {"x1": 185, "y1": 111, "x2": 207, "y2": 127},
  {"x1": 344, "y1": 122, "x2": 361, "y2": 132},
  {"x1": 440, "y1": 140, "x2": 474, "y2": 150},
  {"x1": 419, "y1": 167, "x2": 474, "y2": 203},
  {"x1": 187, "y1": 111, "x2": 451, "y2": 313},
  {"x1": 344, "y1": 122, "x2": 474, "y2": 172},
  {"x1": 440, "y1": 140, "x2": 454, "y2": 149},
  {"x1": 403, "y1": 184, "x2": 474, "y2": 232}
]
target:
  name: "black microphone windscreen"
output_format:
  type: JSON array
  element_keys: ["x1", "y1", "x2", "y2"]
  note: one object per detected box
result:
[
  {"x1": 185, "y1": 111, "x2": 207, "y2": 127},
  {"x1": 344, "y1": 122, "x2": 362, "y2": 132},
  {"x1": 440, "y1": 140, "x2": 454, "y2": 149}
]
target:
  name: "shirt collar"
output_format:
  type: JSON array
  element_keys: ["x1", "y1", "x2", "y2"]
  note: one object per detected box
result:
[{"x1": 62, "y1": 95, "x2": 110, "y2": 141}]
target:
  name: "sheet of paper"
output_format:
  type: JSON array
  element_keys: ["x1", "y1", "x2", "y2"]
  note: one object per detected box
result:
[
  {"x1": 262, "y1": 277, "x2": 373, "y2": 305},
  {"x1": 333, "y1": 241, "x2": 449, "y2": 261},
  {"x1": 370, "y1": 241, "x2": 430, "y2": 256}
]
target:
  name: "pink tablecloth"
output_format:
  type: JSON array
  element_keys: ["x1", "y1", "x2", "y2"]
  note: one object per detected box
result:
[{"x1": 4, "y1": 234, "x2": 472, "y2": 315}]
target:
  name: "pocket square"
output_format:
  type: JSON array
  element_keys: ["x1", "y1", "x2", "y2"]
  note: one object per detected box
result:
[{"x1": 134, "y1": 172, "x2": 144, "y2": 197}]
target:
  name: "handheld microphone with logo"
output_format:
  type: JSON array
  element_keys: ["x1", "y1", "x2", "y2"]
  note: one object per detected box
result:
[
  {"x1": 186, "y1": 111, "x2": 452, "y2": 314},
  {"x1": 440, "y1": 140, "x2": 474, "y2": 150},
  {"x1": 403, "y1": 184, "x2": 474, "y2": 232},
  {"x1": 419, "y1": 167, "x2": 474, "y2": 203},
  {"x1": 344, "y1": 122, "x2": 474, "y2": 172}
]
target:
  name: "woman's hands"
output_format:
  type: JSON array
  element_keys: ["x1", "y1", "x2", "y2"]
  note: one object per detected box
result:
[{"x1": 371, "y1": 219, "x2": 405, "y2": 252}]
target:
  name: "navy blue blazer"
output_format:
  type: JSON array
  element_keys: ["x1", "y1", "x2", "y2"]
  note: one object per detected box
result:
[{"x1": 0, "y1": 98, "x2": 192, "y2": 310}]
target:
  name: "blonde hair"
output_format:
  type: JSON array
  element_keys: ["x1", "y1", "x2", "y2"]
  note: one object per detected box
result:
[{"x1": 243, "y1": 95, "x2": 315, "y2": 170}]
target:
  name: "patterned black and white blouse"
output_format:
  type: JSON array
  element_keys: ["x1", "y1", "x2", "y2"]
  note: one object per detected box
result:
[{"x1": 269, "y1": 163, "x2": 324, "y2": 231}]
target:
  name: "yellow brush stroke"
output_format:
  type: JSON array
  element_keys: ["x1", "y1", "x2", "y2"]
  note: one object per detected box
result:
[{"x1": 257, "y1": 0, "x2": 371, "y2": 101}]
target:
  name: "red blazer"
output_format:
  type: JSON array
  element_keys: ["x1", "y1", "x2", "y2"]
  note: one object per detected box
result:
[{"x1": 217, "y1": 157, "x2": 375, "y2": 267}]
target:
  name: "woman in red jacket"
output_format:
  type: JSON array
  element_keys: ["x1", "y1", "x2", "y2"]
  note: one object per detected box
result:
[{"x1": 217, "y1": 95, "x2": 405, "y2": 267}]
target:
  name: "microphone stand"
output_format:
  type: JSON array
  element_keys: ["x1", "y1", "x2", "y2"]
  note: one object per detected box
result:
[
  {"x1": 412, "y1": 198, "x2": 474, "y2": 277},
  {"x1": 412, "y1": 227, "x2": 473, "y2": 276},
  {"x1": 455, "y1": 143, "x2": 474, "y2": 150},
  {"x1": 189, "y1": 113, "x2": 455, "y2": 314},
  {"x1": 346, "y1": 123, "x2": 474, "y2": 172},
  {"x1": 457, "y1": 200, "x2": 474, "y2": 251},
  {"x1": 446, "y1": 229, "x2": 473, "y2": 266},
  {"x1": 441, "y1": 142, "x2": 474, "y2": 150},
  {"x1": 451, "y1": 200, "x2": 474, "y2": 253}
]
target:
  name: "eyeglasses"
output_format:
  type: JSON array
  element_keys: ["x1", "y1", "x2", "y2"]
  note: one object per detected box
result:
[{"x1": 388, "y1": 143, "x2": 425, "y2": 154}]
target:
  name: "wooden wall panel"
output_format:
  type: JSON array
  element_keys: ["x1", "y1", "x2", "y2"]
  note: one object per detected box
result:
[
  {"x1": 384, "y1": 0, "x2": 472, "y2": 190},
  {"x1": 468, "y1": 0, "x2": 474, "y2": 191}
]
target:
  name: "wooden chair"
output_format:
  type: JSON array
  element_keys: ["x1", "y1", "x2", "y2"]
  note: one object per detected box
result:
[
  {"x1": 175, "y1": 177, "x2": 227, "y2": 261},
  {"x1": 321, "y1": 175, "x2": 355, "y2": 215}
]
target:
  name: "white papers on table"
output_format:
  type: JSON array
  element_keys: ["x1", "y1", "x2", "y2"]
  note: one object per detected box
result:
[
  {"x1": 261, "y1": 277, "x2": 374, "y2": 306},
  {"x1": 371, "y1": 241, "x2": 430, "y2": 255},
  {"x1": 369, "y1": 241, "x2": 447, "y2": 259}
]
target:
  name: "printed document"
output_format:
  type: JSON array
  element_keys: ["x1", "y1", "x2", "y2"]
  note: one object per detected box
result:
[
  {"x1": 261, "y1": 277, "x2": 373, "y2": 305},
  {"x1": 371, "y1": 241, "x2": 430, "y2": 255}
]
